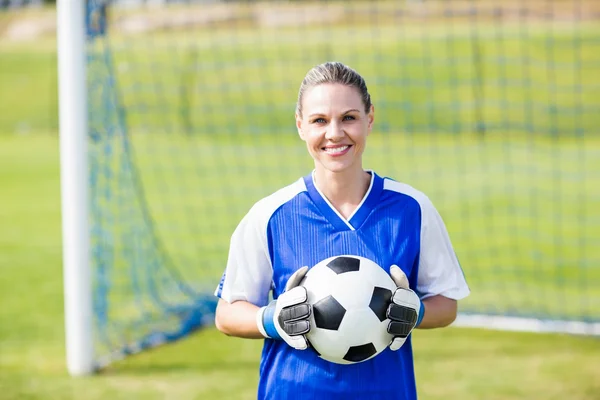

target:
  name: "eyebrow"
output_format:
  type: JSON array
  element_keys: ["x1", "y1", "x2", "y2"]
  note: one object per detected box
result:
[{"x1": 308, "y1": 109, "x2": 361, "y2": 118}]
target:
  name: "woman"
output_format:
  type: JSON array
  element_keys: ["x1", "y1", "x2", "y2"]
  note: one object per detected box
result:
[{"x1": 214, "y1": 61, "x2": 469, "y2": 400}]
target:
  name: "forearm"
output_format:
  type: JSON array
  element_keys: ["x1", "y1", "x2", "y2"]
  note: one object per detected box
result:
[
  {"x1": 214, "y1": 299, "x2": 264, "y2": 339},
  {"x1": 417, "y1": 295, "x2": 457, "y2": 329}
]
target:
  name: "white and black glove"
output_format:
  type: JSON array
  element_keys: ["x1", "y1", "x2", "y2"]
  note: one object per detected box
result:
[
  {"x1": 256, "y1": 266, "x2": 311, "y2": 350},
  {"x1": 387, "y1": 265, "x2": 425, "y2": 351}
]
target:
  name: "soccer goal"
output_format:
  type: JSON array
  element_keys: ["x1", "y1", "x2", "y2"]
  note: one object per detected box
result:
[{"x1": 59, "y1": 0, "x2": 600, "y2": 375}]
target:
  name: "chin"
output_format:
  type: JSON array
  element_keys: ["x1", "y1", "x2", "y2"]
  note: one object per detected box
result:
[{"x1": 319, "y1": 161, "x2": 354, "y2": 174}]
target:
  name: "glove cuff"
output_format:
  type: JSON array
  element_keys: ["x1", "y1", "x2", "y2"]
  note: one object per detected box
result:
[
  {"x1": 256, "y1": 306, "x2": 270, "y2": 338},
  {"x1": 416, "y1": 300, "x2": 425, "y2": 327},
  {"x1": 258, "y1": 301, "x2": 282, "y2": 340}
]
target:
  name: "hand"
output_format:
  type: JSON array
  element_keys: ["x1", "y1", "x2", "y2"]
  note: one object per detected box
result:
[
  {"x1": 387, "y1": 265, "x2": 424, "y2": 351},
  {"x1": 256, "y1": 266, "x2": 311, "y2": 350}
]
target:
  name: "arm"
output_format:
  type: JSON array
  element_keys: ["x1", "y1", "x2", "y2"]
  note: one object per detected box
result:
[
  {"x1": 215, "y1": 267, "x2": 312, "y2": 349},
  {"x1": 215, "y1": 193, "x2": 311, "y2": 349},
  {"x1": 387, "y1": 266, "x2": 457, "y2": 350},
  {"x1": 214, "y1": 202, "x2": 272, "y2": 338},
  {"x1": 415, "y1": 196, "x2": 469, "y2": 323},
  {"x1": 215, "y1": 299, "x2": 263, "y2": 339},
  {"x1": 386, "y1": 290, "x2": 458, "y2": 350},
  {"x1": 418, "y1": 295, "x2": 457, "y2": 329}
]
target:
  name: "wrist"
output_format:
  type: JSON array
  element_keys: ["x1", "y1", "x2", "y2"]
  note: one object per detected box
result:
[
  {"x1": 416, "y1": 300, "x2": 425, "y2": 327},
  {"x1": 257, "y1": 302, "x2": 281, "y2": 340},
  {"x1": 256, "y1": 306, "x2": 269, "y2": 338}
]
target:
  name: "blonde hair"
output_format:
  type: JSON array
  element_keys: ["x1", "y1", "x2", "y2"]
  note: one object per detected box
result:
[{"x1": 296, "y1": 61, "x2": 372, "y2": 117}]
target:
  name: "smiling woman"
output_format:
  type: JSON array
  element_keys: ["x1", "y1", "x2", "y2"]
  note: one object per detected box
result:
[
  {"x1": 214, "y1": 61, "x2": 469, "y2": 400},
  {"x1": 296, "y1": 78, "x2": 374, "y2": 218}
]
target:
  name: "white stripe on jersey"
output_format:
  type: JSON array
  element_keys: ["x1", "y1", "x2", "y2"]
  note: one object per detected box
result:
[
  {"x1": 383, "y1": 179, "x2": 470, "y2": 300},
  {"x1": 216, "y1": 178, "x2": 307, "y2": 306}
]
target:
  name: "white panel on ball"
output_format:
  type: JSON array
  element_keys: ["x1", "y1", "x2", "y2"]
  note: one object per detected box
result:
[
  {"x1": 338, "y1": 308, "x2": 392, "y2": 348},
  {"x1": 330, "y1": 273, "x2": 374, "y2": 310},
  {"x1": 301, "y1": 264, "x2": 337, "y2": 304},
  {"x1": 300, "y1": 255, "x2": 397, "y2": 365}
]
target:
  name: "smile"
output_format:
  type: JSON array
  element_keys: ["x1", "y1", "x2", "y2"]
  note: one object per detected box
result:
[{"x1": 323, "y1": 145, "x2": 351, "y2": 155}]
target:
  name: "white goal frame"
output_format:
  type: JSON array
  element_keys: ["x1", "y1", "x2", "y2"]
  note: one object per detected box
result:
[
  {"x1": 454, "y1": 314, "x2": 600, "y2": 336},
  {"x1": 58, "y1": 0, "x2": 94, "y2": 376}
]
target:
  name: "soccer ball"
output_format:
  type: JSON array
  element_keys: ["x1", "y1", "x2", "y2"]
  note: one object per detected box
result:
[{"x1": 300, "y1": 255, "x2": 396, "y2": 364}]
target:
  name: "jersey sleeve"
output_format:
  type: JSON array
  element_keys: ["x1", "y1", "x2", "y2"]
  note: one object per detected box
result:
[
  {"x1": 416, "y1": 197, "x2": 470, "y2": 300},
  {"x1": 214, "y1": 205, "x2": 274, "y2": 307}
]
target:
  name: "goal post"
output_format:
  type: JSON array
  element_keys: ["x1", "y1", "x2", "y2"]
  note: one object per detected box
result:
[{"x1": 57, "y1": 0, "x2": 93, "y2": 376}]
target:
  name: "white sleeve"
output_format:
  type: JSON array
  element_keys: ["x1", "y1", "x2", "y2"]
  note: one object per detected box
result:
[
  {"x1": 416, "y1": 197, "x2": 470, "y2": 300},
  {"x1": 214, "y1": 206, "x2": 273, "y2": 307}
]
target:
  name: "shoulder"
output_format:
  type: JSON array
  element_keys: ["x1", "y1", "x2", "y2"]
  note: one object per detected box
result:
[
  {"x1": 381, "y1": 176, "x2": 433, "y2": 209},
  {"x1": 243, "y1": 177, "x2": 307, "y2": 226}
]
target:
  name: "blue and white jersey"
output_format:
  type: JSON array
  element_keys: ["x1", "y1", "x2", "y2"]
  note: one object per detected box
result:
[{"x1": 215, "y1": 171, "x2": 469, "y2": 400}]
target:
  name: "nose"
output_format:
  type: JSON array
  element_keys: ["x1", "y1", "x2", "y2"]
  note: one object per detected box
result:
[{"x1": 325, "y1": 121, "x2": 344, "y2": 141}]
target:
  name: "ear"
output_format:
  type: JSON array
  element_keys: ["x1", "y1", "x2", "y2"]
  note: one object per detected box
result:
[
  {"x1": 295, "y1": 112, "x2": 305, "y2": 140},
  {"x1": 367, "y1": 105, "x2": 375, "y2": 134}
]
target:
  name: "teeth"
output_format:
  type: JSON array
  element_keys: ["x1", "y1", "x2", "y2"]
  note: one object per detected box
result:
[{"x1": 324, "y1": 145, "x2": 349, "y2": 154}]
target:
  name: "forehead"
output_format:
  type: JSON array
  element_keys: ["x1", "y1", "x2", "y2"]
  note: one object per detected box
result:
[{"x1": 301, "y1": 83, "x2": 363, "y2": 114}]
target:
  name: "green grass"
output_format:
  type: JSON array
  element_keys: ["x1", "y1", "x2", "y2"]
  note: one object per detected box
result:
[
  {"x1": 1, "y1": 135, "x2": 599, "y2": 400},
  {"x1": 1, "y1": 3, "x2": 600, "y2": 399},
  {"x1": 2, "y1": 7, "x2": 600, "y2": 136},
  {"x1": 75, "y1": 15, "x2": 600, "y2": 342},
  {"x1": 78, "y1": 123, "x2": 600, "y2": 356},
  {"x1": 99, "y1": 21, "x2": 600, "y2": 138}
]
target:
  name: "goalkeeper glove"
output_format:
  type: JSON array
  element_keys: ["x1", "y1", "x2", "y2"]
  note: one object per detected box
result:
[
  {"x1": 387, "y1": 265, "x2": 424, "y2": 351},
  {"x1": 256, "y1": 266, "x2": 311, "y2": 350}
]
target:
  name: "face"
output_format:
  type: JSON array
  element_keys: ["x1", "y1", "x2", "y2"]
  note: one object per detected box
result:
[{"x1": 296, "y1": 83, "x2": 374, "y2": 175}]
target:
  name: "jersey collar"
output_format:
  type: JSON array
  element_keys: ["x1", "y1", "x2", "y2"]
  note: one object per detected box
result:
[{"x1": 303, "y1": 170, "x2": 384, "y2": 231}]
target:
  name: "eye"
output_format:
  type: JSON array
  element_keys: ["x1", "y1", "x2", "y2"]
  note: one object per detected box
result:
[
  {"x1": 312, "y1": 117, "x2": 326, "y2": 124},
  {"x1": 343, "y1": 115, "x2": 356, "y2": 121}
]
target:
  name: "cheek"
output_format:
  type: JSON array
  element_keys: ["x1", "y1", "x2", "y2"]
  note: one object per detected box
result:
[
  {"x1": 305, "y1": 130, "x2": 322, "y2": 147},
  {"x1": 302, "y1": 133, "x2": 319, "y2": 153},
  {"x1": 352, "y1": 127, "x2": 369, "y2": 146}
]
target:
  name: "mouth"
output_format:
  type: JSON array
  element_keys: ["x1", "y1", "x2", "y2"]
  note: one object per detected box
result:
[{"x1": 322, "y1": 145, "x2": 352, "y2": 156}]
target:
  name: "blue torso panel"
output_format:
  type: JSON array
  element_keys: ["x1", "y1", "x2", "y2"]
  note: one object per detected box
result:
[{"x1": 260, "y1": 172, "x2": 422, "y2": 400}]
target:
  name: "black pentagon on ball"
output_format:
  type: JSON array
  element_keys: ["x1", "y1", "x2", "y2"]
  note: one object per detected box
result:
[
  {"x1": 369, "y1": 286, "x2": 393, "y2": 322},
  {"x1": 343, "y1": 343, "x2": 377, "y2": 362},
  {"x1": 326, "y1": 256, "x2": 360, "y2": 274},
  {"x1": 313, "y1": 295, "x2": 346, "y2": 330}
]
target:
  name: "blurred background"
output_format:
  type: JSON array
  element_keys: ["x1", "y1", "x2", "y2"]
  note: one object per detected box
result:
[{"x1": 0, "y1": 0, "x2": 599, "y2": 399}]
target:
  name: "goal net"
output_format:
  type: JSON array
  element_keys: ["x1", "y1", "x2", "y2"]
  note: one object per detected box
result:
[{"x1": 60, "y1": 0, "x2": 600, "y2": 373}]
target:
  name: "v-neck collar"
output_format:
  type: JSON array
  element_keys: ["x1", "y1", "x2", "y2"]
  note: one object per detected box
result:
[{"x1": 303, "y1": 170, "x2": 383, "y2": 231}]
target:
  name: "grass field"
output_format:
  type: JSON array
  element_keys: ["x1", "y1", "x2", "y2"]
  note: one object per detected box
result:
[
  {"x1": 1, "y1": 135, "x2": 600, "y2": 400},
  {"x1": 1, "y1": 2, "x2": 599, "y2": 399}
]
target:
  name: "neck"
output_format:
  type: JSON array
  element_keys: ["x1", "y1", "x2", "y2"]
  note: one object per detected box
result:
[{"x1": 313, "y1": 166, "x2": 371, "y2": 219}]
